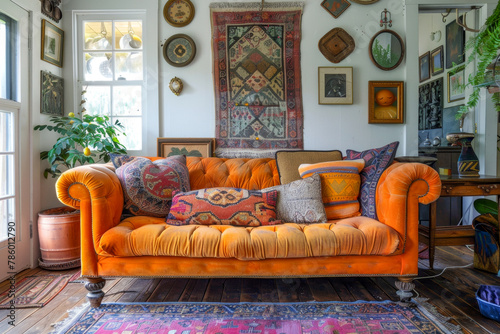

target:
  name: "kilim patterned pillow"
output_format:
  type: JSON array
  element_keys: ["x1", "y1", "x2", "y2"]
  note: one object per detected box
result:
[
  {"x1": 298, "y1": 159, "x2": 365, "y2": 220},
  {"x1": 111, "y1": 155, "x2": 190, "y2": 217},
  {"x1": 345, "y1": 141, "x2": 399, "y2": 219},
  {"x1": 166, "y1": 187, "x2": 281, "y2": 226},
  {"x1": 263, "y1": 174, "x2": 327, "y2": 224}
]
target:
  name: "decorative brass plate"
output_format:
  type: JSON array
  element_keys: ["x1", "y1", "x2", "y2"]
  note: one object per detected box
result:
[
  {"x1": 163, "y1": 0, "x2": 195, "y2": 27},
  {"x1": 318, "y1": 28, "x2": 355, "y2": 63}
]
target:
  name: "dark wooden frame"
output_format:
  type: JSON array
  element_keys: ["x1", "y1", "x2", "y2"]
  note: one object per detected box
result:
[
  {"x1": 157, "y1": 138, "x2": 214, "y2": 158},
  {"x1": 419, "y1": 51, "x2": 431, "y2": 82},
  {"x1": 368, "y1": 81, "x2": 404, "y2": 124},
  {"x1": 163, "y1": 0, "x2": 195, "y2": 27},
  {"x1": 369, "y1": 29, "x2": 405, "y2": 71},
  {"x1": 431, "y1": 45, "x2": 444, "y2": 76},
  {"x1": 41, "y1": 19, "x2": 64, "y2": 67},
  {"x1": 162, "y1": 34, "x2": 196, "y2": 67},
  {"x1": 318, "y1": 28, "x2": 355, "y2": 63}
]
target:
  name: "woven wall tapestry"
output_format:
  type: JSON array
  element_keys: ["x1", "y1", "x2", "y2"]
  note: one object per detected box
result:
[{"x1": 210, "y1": 2, "x2": 304, "y2": 158}]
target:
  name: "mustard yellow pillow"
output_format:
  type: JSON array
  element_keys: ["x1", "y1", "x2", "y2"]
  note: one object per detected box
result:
[{"x1": 298, "y1": 159, "x2": 365, "y2": 220}]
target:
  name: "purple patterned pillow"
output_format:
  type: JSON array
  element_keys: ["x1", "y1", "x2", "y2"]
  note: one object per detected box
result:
[
  {"x1": 345, "y1": 142, "x2": 399, "y2": 219},
  {"x1": 112, "y1": 155, "x2": 190, "y2": 217}
]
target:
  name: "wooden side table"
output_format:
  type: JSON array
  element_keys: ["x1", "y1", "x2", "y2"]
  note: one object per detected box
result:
[{"x1": 419, "y1": 174, "x2": 500, "y2": 269}]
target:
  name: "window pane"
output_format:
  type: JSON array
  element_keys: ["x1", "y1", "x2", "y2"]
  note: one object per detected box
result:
[
  {"x1": 115, "y1": 21, "x2": 142, "y2": 50},
  {"x1": 115, "y1": 117, "x2": 141, "y2": 150},
  {"x1": 84, "y1": 21, "x2": 112, "y2": 51},
  {"x1": 0, "y1": 111, "x2": 13, "y2": 152},
  {"x1": 84, "y1": 53, "x2": 113, "y2": 81},
  {"x1": 113, "y1": 86, "x2": 141, "y2": 115},
  {"x1": 0, "y1": 198, "x2": 15, "y2": 241},
  {"x1": 0, "y1": 155, "x2": 14, "y2": 198},
  {"x1": 115, "y1": 52, "x2": 143, "y2": 80},
  {"x1": 0, "y1": 19, "x2": 6, "y2": 99},
  {"x1": 85, "y1": 86, "x2": 110, "y2": 115}
]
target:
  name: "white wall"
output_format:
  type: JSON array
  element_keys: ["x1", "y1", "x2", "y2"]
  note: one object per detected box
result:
[{"x1": 160, "y1": 0, "x2": 408, "y2": 153}]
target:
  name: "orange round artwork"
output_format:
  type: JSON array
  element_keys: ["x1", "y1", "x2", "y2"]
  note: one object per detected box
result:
[{"x1": 374, "y1": 89, "x2": 397, "y2": 119}]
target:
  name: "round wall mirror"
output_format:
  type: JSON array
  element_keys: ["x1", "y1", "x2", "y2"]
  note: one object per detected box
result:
[{"x1": 369, "y1": 30, "x2": 405, "y2": 71}]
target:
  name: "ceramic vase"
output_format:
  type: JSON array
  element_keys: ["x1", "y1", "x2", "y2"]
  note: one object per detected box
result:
[{"x1": 447, "y1": 132, "x2": 479, "y2": 177}]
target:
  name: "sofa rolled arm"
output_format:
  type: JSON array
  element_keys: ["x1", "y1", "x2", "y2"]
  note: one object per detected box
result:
[
  {"x1": 56, "y1": 163, "x2": 124, "y2": 273},
  {"x1": 376, "y1": 162, "x2": 441, "y2": 240}
]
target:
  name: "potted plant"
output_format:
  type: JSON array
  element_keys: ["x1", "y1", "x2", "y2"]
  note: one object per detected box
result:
[
  {"x1": 456, "y1": 3, "x2": 500, "y2": 121},
  {"x1": 34, "y1": 95, "x2": 127, "y2": 269}
]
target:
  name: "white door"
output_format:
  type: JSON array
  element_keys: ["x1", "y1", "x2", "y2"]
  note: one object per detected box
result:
[{"x1": 0, "y1": 2, "x2": 31, "y2": 281}]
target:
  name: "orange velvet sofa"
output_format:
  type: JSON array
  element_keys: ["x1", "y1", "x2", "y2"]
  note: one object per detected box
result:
[{"x1": 56, "y1": 156, "x2": 441, "y2": 307}]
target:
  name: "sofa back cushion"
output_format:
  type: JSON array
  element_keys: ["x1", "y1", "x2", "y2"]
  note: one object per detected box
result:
[
  {"x1": 111, "y1": 155, "x2": 190, "y2": 217},
  {"x1": 299, "y1": 159, "x2": 365, "y2": 220},
  {"x1": 186, "y1": 157, "x2": 280, "y2": 190},
  {"x1": 166, "y1": 187, "x2": 281, "y2": 226}
]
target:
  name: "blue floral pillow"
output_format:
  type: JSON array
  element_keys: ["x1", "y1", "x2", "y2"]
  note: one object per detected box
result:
[{"x1": 345, "y1": 142, "x2": 399, "y2": 219}]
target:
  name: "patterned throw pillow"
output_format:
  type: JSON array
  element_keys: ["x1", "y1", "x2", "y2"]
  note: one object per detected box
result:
[
  {"x1": 111, "y1": 155, "x2": 190, "y2": 217},
  {"x1": 298, "y1": 159, "x2": 365, "y2": 220},
  {"x1": 263, "y1": 174, "x2": 327, "y2": 224},
  {"x1": 345, "y1": 142, "x2": 399, "y2": 219},
  {"x1": 166, "y1": 187, "x2": 281, "y2": 226}
]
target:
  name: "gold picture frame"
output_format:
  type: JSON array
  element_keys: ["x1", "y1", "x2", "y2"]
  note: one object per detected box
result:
[
  {"x1": 157, "y1": 138, "x2": 214, "y2": 158},
  {"x1": 368, "y1": 81, "x2": 404, "y2": 124},
  {"x1": 318, "y1": 67, "x2": 353, "y2": 105},
  {"x1": 41, "y1": 19, "x2": 64, "y2": 67}
]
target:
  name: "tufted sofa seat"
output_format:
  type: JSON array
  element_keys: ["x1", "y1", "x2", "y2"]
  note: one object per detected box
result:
[{"x1": 56, "y1": 156, "x2": 442, "y2": 307}]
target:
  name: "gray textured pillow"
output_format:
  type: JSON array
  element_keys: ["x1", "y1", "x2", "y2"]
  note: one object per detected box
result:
[{"x1": 263, "y1": 174, "x2": 327, "y2": 224}]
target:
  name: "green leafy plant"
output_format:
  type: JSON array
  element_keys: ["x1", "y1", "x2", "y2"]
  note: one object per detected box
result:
[
  {"x1": 456, "y1": 3, "x2": 500, "y2": 121},
  {"x1": 34, "y1": 113, "x2": 127, "y2": 178}
]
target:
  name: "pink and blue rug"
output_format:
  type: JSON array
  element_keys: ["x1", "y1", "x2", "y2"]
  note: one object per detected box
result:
[{"x1": 53, "y1": 300, "x2": 461, "y2": 333}]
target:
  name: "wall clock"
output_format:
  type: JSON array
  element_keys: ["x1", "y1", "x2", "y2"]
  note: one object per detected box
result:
[
  {"x1": 163, "y1": 0, "x2": 195, "y2": 27},
  {"x1": 163, "y1": 34, "x2": 196, "y2": 67}
]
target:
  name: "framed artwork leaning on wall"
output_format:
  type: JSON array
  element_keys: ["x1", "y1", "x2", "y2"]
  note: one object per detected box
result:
[
  {"x1": 157, "y1": 138, "x2": 214, "y2": 158},
  {"x1": 368, "y1": 81, "x2": 404, "y2": 124}
]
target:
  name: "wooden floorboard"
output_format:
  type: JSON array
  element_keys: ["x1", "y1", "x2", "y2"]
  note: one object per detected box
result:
[{"x1": 3, "y1": 246, "x2": 500, "y2": 334}]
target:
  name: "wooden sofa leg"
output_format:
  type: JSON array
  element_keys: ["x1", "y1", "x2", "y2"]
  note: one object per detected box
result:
[
  {"x1": 85, "y1": 278, "x2": 106, "y2": 308},
  {"x1": 395, "y1": 277, "x2": 415, "y2": 304}
]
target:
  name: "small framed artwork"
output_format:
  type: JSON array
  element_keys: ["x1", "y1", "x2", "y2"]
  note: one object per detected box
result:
[
  {"x1": 445, "y1": 17, "x2": 465, "y2": 69},
  {"x1": 321, "y1": 0, "x2": 350, "y2": 19},
  {"x1": 318, "y1": 67, "x2": 353, "y2": 105},
  {"x1": 368, "y1": 81, "x2": 404, "y2": 124},
  {"x1": 431, "y1": 46, "x2": 444, "y2": 76},
  {"x1": 157, "y1": 138, "x2": 214, "y2": 158},
  {"x1": 41, "y1": 19, "x2": 64, "y2": 67},
  {"x1": 419, "y1": 52, "x2": 430, "y2": 82},
  {"x1": 448, "y1": 67, "x2": 465, "y2": 102},
  {"x1": 40, "y1": 71, "x2": 64, "y2": 116},
  {"x1": 163, "y1": 34, "x2": 196, "y2": 67}
]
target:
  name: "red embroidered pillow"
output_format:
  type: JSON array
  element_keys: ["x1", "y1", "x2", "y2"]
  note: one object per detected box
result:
[
  {"x1": 111, "y1": 155, "x2": 190, "y2": 217},
  {"x1": 166, "y1": 187, "x2": 281, "y2": 226}
]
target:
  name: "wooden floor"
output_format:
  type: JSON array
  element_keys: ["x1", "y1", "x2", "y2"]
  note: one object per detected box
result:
[{"x1": 0, "y1": 246, "x2": 499, "y2": 333}]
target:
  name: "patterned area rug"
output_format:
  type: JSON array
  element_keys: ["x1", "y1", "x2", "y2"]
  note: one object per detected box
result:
[
  {"x1": 0, "y1": 274, "x2": 73, "y2": 308},
  {"x1": 210, "y1": 2, "x2": 304, "y2": 158},
  {"x1": 53, "y1": 301, "x2": 461, "y2": 334}
]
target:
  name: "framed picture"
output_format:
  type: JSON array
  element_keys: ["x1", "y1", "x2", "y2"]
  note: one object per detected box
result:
[
  {"x1": 40, "y1": 71, "x2": 64, "y2": 116},
  {"x1": 418, "y1": 77, "x2": 443, "y2": 130},
  {"x1": 318, "y1": 67, "x2": 353, "y2": 105},
  {"x1": 448, "y1": 67, "x2": 465, "y2": 102},
  {"x1": 41, "y1": 19, "x2": 64, "y2": 67},
  {"x1": 368, "y1": 81, "x2": 404, "y2": 124},
  {"x1": 431, "y1": 46, "x2": 444, "y2": 76},
  {"x1": 162, "y1": 34, "x2": 196, "y2": 67},
  {"x1": 445, "y1": 17, "x2": 465, "y2": 69},
  {"x1": 157, "y1": 138, "x2": 214, "y2": 158},
  {"x1": 419, "y1": 52, "x2": 430, "y2": 82},
  {"x1": 321, "y1": 0, "x2": 350, "y2": 19}
]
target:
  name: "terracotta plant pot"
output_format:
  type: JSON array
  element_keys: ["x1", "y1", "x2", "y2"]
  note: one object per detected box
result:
[{"x1": 37, "y1": 207, "x2": 81, "y2": 270}]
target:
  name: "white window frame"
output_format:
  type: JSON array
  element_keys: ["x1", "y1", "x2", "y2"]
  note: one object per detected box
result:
[{"x1": 72, "y1": 10, "x2": 158, "y2": 156}]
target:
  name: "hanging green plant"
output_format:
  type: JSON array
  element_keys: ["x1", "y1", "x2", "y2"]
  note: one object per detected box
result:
[{"x1": 456, "y1": 3, "x2": 500, "y2": 121}]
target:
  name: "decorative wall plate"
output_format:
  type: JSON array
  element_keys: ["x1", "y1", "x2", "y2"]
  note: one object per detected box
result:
[
  {"x1": 318, "y1": 28, "x2": 355, "y2": 63},
  {"x1": 41, "y1": 0, "x2": 62, "y2": 23},
  {"x1": 163, "y1": 0, "x2": 195, "y2": 27},
  {"x1": 163, "y1": 34, "x2": 196, "y2": 67}
]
